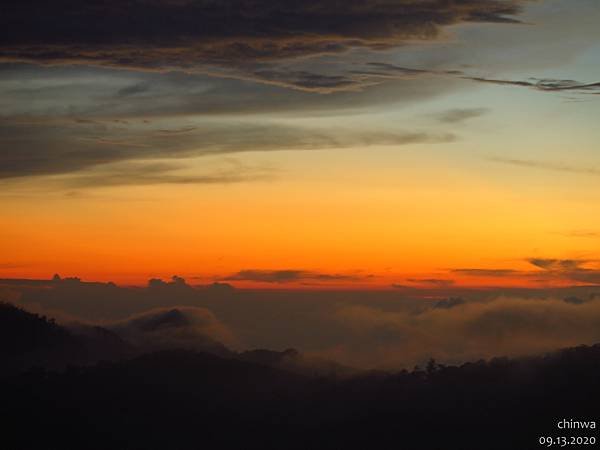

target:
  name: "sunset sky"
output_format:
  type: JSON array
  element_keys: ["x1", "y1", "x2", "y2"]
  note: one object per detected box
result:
[{"x1": 1, "y1": 0, "x2": 600, "y2": 289}]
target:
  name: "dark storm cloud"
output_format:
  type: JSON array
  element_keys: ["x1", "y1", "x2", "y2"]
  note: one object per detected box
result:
[
  {"x1": 488, "y1": 157, "x2": 600, "y2": 177},
  {"x1": 223, "y1": 270, "x2": 363, "y2": 284},
  {"x1": 0, "y1": 1, "x2": 528, "y2": 59},
  {"x1": 0, "y1": 118, "x2": 455, "y2": 181},
  {"x1": 0, "y1": 2, "x2": 595, "y2": 102},
  {"x1": 0, "y1": 1, "x2": 531, "y2": 91}
]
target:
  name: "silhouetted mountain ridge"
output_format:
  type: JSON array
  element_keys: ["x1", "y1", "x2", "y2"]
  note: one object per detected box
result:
[
  {"x1": 0, "y1": 302, "x2": 133, "y2": 374},
  {"x1": 2, "y1": 302, "x2": 600, "y2": 449},
  {"x1": 2, "y1": 344, "x2": 600, "y2": 449},
  {"x1": 0, "y1": 302, "x2": 349, "y2": 377}
]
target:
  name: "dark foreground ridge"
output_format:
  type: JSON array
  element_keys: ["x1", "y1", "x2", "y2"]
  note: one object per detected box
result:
[{"x1": 1, "y1": 302, "x2": 599, "y2": 450}]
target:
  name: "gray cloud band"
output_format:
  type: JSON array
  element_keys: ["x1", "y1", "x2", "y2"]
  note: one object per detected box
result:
[
  {"x1": 0, "y1": 0, "x2": 534, "y2": 93},
  {"x1": 1, "y1": 1, "x2": 528, "y2": 60},
  {"x1": 0, "y1": 120, "x2": 455, "y2": 181}
]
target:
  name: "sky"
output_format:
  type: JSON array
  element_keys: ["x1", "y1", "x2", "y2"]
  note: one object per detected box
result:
[{"x1": 1, "y1": 0, "x2": 600, "y2": 290}]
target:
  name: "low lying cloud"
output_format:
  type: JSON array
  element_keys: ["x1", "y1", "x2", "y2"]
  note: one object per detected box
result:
[
  {"x1": 108, "y1": 307, "x2": 236, "y2": 352},
  {"x1": 6, "y1": 275, "x2": 600, "y2": 370},
  {"x1": 327, "y1": 296, "x2": 600, "y2": 369}
]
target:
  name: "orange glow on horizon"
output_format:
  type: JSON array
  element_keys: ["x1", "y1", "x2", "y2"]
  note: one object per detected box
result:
[{"x1": 2, "y1": 148, "x2": 599, "y2": 290}]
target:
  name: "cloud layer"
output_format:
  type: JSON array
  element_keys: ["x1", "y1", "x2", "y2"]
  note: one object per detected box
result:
[
  {"x1": 1, "y1": 1, "x2": 528, "y2": 67},
  {"x1": 107, "y1": 306, "x2": 236, "y2": 352},
  {"x1": 223, "y1": 269, "x2": 366, "y2": 284},
  {"x1": 6, "y1": 275, "x2": 600, "y2": 370},
  {"x1": 0, "y1": 117, "x2": 454, "y2": 181},
  {"x1": 489, "y1": 157, "x2": 600, "y2": 177},
  {"x1": 328, "y1": 296, "x2": 600, "y2": 368}
]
